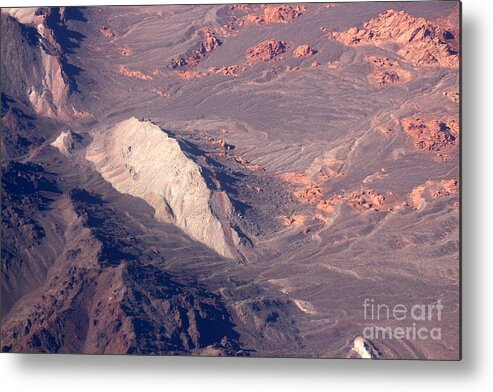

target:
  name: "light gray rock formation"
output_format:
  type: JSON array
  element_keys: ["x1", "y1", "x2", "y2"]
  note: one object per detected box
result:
[
  {"x1": 352, "y1": 336, "x2": 381, "y2": 359},
  {"x1": 51, "y1": 130, "x2": 76, "y2": 157},
  {"x1": 86, "y1": 117, "x2": 240, "y2": 258}
]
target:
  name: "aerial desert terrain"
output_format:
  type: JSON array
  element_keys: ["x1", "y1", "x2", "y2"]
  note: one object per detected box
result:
[{"x1": 1, "y1": 2, "x2": 460, "y2": 359}]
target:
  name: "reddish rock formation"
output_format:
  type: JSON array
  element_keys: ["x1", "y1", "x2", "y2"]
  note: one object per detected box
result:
[
  {"x1": 294, "y1": 185, "x2": 323, "y2": 206},
  {"x1": 153, "y1": 89, "x2": 169, "y2": 97},
  {"x1": 281, "y1": 159, "x2": 343, "y2": 213},
  {"x1": 280, "y1": 172, "x2": 314, "y2": 187},
  {"x1": 119, "y1": 46, "x2": 132, "y2": 56},
  {"x1": 282, "y1": 169, "x2": 397, "y2": 216},
  {"x1": 262, "y1": 5, "x2": 306, "y2": 24},
  {"x1": 317, "y1": 189, "x2": 396, "y2": 214},
  {"x1": 409, "y1": 179, "x2": 459, "y2": 210},
  {"x1": 444, "y1": 89, "x2": 459, "y2": 103},
  {"x1": 293, "y1": 45, "x2": 317, "y2": 58},
  {"x1": 100, "y1": 25, "x2": 115, "y2": 38},
  {"x1": 281, "y1": 171, "x2": 324, "y2": 207},
  {"x1": 219, "y1": 13, "x2": 247, "y2": 37},
  {"x1": 171, "y1": 28, "x2": 221, "y2": 68},
  {"x1": 208, "y1": 65, "x2": 245, "y2": 76},
  {"x1": 194, "y1": 28, "x2": 221, "y2": 58},
  {"x1": 330, "y1": 9, "x2": 459, "y2": 68},
  {"x1": 365, "y1": 56, "x2": 411, "y2": 87},
  {"x1": 243, "y1": 5, "x2": 306, "y2": 25},
  {"x1": 117, "y1": 66, "x2": 153, "y2": 80},
  {"x1": 377, "y1": 126, "x2": 393, "y2": 136},
  {"x1": 220, "y1": 4, "x2": 305, "y2": 38},
  {"x1": 176, "y1": 70, "x2": 206, "y2": 80},
  {"x1": 339, "y1": 189, "x2": 389, "y2": 212},
  {"x1": 432, "y1": 179, "x2": 459, "y2": 198},
  {"x1": 433, "y1": 5, "x2": 460, "y2": 54},
  {"x1": 229, "y1": 4, "x2": 253, "y2": 13},
  {"x1": 401, "y1": 117, "x2": 459, "y2": 161},
  {"x1": 282, "y1": 156, "x2": 343, "y2": 189},
  {"x1": 246, "y1": 39, "x2": 287, "y2": 63}
]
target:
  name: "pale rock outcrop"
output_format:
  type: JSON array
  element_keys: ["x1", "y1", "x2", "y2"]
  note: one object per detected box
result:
[
  {"x1": 3, "y1": 8, "x2": 69, "y2": 118},
  {"x1": 5, "y1": 8, "x2": 39, "y2": 25},
  {"x1": 353, "y1": 336, "x2": 380, "y2": 359},
  {"x1": 27, "y1": 49, "x2": 68, "y2": 117},
  {"x1": 292, "y1": 299, "x2": 316, "y2": 314},
  {"x1": 51, "y1": 130, "x2": 78, "y2": 157},
  {"x1": 86, "y1": 118, "x2": 240, "y2": 258},
  {"x1": 281, "y1": 214, "x2": 307, "y2": 226}
]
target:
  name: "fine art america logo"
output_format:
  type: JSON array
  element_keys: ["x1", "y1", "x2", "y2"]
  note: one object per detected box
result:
[{"x1": 363, "y1": 298, "x2": 443, "y2": 341}]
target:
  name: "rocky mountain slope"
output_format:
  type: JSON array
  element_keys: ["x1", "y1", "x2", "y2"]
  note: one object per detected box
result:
[
  {"x1": 2, "y1": 9, "x2": 70, "y2": 118},
  {"x1": 1, "y1": 190, "x2": 244, "y2": 355}
]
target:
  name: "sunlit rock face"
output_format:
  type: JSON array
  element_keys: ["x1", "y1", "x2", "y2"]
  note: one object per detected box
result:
[
  {"x1": 86, "y1": 117, "x2": 240, "y2": 258},
  {"x1": 2, "y1": 9, "x2": 73, "y2": 118}
]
